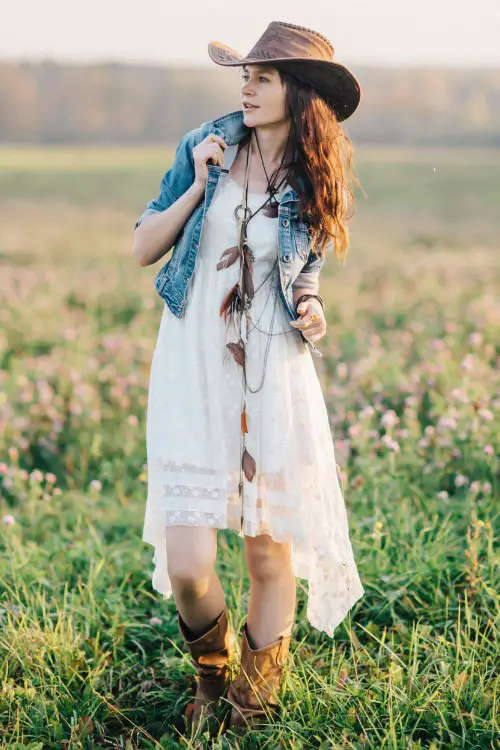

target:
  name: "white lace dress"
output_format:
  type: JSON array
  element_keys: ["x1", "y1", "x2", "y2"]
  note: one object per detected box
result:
[{"x1": 143, "y1": 173, "x2": 364, "y2": 637}]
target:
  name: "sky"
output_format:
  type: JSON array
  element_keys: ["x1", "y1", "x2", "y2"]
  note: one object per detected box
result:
[{"x1": 2, "y1": 0, "x2": 500, "y2": 68}]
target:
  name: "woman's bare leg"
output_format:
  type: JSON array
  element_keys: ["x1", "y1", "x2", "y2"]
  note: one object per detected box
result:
[
  {"x1": 244, "y1": 534, "x2": 297, "y2": 648},
  {"x1": 166, "y1": 526, "x2": 227, "y2": 636}
]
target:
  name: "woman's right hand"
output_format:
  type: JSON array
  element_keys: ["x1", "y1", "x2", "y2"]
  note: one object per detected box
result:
[{"x1": 192, "y1": 134, "x2": 228, "y2": 189}]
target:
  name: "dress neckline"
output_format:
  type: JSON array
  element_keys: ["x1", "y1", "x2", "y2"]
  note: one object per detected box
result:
[{"x1": 225, "y1": 175, "x2": 287, "y2": 199}]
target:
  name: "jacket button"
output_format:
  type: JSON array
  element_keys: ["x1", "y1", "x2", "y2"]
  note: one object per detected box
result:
[
  {"x1": 283, "y1": 253, "x2": 291, "y2": 262},
  {"x1": 282, "y1": 218, "x2": 289, "y2": 227}
]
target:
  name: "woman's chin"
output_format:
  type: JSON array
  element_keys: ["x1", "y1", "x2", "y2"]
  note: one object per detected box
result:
[{"x1": 242, "y1": 109, "x2": 261, "y2": 124}]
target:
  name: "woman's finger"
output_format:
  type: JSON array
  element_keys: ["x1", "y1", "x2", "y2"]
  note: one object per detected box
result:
[
  {"x1": 291, "y1": 308, "x2": 323, "y2": 329},
  {"x1": 206, "y1": 145, "x2": 223, "y2": 166},
  {"x1": 207, "y1": 134, "x2": 227, "y2": 149}
]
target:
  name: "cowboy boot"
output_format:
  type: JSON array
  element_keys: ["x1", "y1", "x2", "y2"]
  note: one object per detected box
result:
[
  {"x1": 177, "y1": 606, "x2": 233, "y2": 730},
  {"x1": 226, "y1": 620, "x2": 291, "y2": 730}
]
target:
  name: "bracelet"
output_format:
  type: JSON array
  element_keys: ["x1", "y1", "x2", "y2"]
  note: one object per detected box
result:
[{"x1": 295, "y1": 293, "x2": 325, "y2": 313}]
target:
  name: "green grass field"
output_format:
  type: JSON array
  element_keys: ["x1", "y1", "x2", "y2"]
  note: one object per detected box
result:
[{"x1": 0, "y1": 146, "x2": 498, "y2": 749}]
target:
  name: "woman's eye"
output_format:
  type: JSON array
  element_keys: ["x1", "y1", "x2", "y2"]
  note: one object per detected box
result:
[{"x1": 241, "y1": 75, "x2": 268, "y2": 83}]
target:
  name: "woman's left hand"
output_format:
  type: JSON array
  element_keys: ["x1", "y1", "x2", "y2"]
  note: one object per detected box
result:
[{"x1": 289, "y1": 298, "x2": 327, "y2": 343}]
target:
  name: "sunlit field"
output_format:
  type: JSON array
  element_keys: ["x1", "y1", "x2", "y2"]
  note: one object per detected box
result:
[{"x1": 0, "y1": 145, "x2": 499, "y2": 748}]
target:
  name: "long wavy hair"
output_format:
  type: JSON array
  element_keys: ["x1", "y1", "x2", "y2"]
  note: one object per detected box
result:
[{"x1": 272, "y1": 65, "x2": 360, "y2": 262}]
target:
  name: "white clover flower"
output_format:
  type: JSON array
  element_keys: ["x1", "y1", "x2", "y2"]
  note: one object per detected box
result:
[{"x1": 381, "y1": 410, "x2": 399, "y2": 428}]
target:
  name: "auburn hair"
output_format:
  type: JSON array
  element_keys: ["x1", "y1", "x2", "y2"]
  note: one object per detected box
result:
[{"x1": 271, "y1": 65, "x2": 360, "y2": 262}]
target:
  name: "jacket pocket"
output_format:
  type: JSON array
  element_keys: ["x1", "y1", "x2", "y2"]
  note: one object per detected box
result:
[{"x1": 290, "y1": 221, "x2": 310, "y2": 262}]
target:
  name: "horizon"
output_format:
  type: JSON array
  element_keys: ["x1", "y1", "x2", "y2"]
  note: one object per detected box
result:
[{"x1": 2, "y1": 57, "x2": 500, "y2": 72}]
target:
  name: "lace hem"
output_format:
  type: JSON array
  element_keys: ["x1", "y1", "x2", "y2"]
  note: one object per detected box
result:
[{"x1": 142, "y1": 513, "x2": 364, "y2": 638}]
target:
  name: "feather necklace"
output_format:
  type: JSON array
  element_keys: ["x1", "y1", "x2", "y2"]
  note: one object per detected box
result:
[{"x1": 216, "y1": 129, "x2": 290, "y2": 531}]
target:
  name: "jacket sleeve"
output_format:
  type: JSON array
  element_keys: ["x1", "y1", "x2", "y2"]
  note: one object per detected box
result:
[
  {"x1": 134, "y1": 126, "x2": 203, "y2": 230},
  {"x1": 291, "y1": 241, "x2": 329, "y2": 295}
]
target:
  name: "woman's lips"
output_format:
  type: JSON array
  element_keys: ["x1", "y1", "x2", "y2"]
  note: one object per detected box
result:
[{"x1": 243, "y1": 103, "x2": 259, "y2": 110}]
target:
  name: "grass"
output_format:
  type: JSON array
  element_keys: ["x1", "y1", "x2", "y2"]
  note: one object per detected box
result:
[{"x1": 0, "y1": 145, "x2": 499, "y2": 749}]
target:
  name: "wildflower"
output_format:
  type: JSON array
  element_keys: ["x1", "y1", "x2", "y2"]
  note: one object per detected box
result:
[
  {"x1": 437, "y1": 491, "x2": 449, "y2": 500},
  {"x1": 454, "y1": 474, "x2": 469, "y2": 488},
  {"x1": 469, "y1": 481, "x2": 481, "y2": 495},
  {"x1": 126, "y1": 414, "x2": 139, "y2": 427},
  {"x1": 468, "y1": 332, "x2": 483, "y2": 347},
  {"x1": 89, "y1": 479, "x2": 102, "y2": 491},
  {"x1": 359, "y1": 405, "x2": 375, "y2": 419},
  {"x1": 482, "y1": 482, "x2": 492, "y2": 495},
  {"x1": 0, "y1": 463, "x2": 8, "y2": 475},
  {"x1": 381, "y1": 410, "x2": 399, "y2": 428},
  {"x1": 381, "y1": 434, "x2": 400, "y2": 452},
  {"x1": 460, "y1": 354, "x2": 474, "y2": 371},
  {"x1": 348, "y1": 424, "x2": 361, "y2": 438},
  {"x1": 431, "y1": 338, "x2": 444, "y2": 351},
  {"x1": 45, "y1": 473, "x2": 57, "y2": 484},
  {"x1": 404, "y1": 395, "x2": 419, "y2": 408},
  {"x1": 484, "y1": 445, "x2": 494, "y2": 456},
  {"x1": 149, "y1": 616, "x2": 163, "y2": 626},
  {"x1": 450, "y1": 388, "x2": 469, "y2": 404},
  {"x1": 424, "y1": 425, "x2": 436, "y2": 437},
  {"x1": 374, "y1": 521, "x2": 383, "y2": 531},
  {"x1": 478, "y1": 409, "x2": 494, "y2": 422},
  {"x1": 2, "y1": 515, "x2": 15, "y2": 526},
  {"x1": 29, "y1": 469, "x2": 44, "y2": 483},
  {"x1": 437, "y1": 416, "x2": 457, "y2": 431}
]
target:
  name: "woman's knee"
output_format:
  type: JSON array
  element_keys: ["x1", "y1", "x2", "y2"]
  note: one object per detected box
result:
[
  {"x1": 244, "y1": 534, "x2": 292, "y2": 582},
  {"x1": 166, "y1": 526, "x2": 217, "y2": 594}
]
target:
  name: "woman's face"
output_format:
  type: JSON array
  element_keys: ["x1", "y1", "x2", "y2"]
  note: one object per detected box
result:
[{"x1": 239, "y1": 64, "x2": 287, "y2": 127}]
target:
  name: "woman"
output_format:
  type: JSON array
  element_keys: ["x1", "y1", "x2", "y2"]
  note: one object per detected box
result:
[{"x1": 133, "y1": 20, "x2": 364, "y2": 734}]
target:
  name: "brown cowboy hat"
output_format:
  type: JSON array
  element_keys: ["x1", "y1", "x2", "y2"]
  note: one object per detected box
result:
[{"x1": 208, "y1": 20, "x2": 361, "y2": 122}]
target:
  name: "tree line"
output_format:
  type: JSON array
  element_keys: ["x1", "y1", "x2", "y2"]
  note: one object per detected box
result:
[{"x1": 0, "y1": 60, "x2": 499, "y2": 146}]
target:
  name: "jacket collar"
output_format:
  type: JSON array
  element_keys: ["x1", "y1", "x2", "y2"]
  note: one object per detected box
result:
[{"x1": 210, "y1": 110, "x2": 301, "y2": 203}]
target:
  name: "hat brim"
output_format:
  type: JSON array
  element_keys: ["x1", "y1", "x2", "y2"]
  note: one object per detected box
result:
[{"x1": 208, "y1": 42, "x2": 361, "y2": 122}]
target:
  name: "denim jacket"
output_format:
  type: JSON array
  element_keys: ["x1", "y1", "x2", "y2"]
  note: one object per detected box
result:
[{"x1": 134, "y1": 109, "x2": 327, "y2": 357}]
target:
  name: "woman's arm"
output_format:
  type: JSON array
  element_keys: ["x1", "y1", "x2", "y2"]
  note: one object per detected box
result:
[
  {"x1": 133, "y1": 129, "x2": 227, "y2": 267},
  {"x1": 133, "y1": 182, "x2": 205, "y2": 266}
]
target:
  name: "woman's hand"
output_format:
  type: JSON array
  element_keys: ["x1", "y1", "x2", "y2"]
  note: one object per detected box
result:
[
  {"x1": 289, "y1": 298, "x2": 327, "y2": 343},
  {"x1": 192, "y1": 134, "x2": 228, "y2": 190}
]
